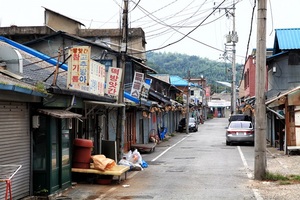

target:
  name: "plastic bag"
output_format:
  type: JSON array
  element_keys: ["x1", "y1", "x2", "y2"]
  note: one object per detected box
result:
[{"x1": 130, "y1": 149, "x2": 142, "y2": 164}]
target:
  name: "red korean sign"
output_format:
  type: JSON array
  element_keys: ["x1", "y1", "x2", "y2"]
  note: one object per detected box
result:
[
  {"x1": 67, "y1": 46, "x2": 91, "y2": 92},
  {"x1": 105, "y1": 67, "x2": 122, "y2": 97}
]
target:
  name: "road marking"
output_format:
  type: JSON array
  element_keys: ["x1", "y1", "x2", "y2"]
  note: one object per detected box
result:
[
  {"x1": 237, "y1": 146, "x2": 264, "y2": 200},
  {"x1": 151, "y1": 135, "x2": 190, "y2": 162},
  {"x1": 237, "y1": 146, "x2": 253, "y2": 179}
]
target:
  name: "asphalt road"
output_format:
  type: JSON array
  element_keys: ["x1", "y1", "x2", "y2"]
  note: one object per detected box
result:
[{"x1": 72, "y1": 117, "x2": 261, "y2": 200}]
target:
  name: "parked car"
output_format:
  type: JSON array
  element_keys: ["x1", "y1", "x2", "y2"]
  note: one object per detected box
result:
[
  {"x1": 178, "y1": 117, "x2": 198, "y2": 132},
  {"x1": 228, "y1": 114, "x2": 252, "y2": 123},
  {"x1": 226, "y1": 121, "x2": 254, "y2": 145}
]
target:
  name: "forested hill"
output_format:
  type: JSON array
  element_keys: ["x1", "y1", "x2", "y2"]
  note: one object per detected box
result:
[{"x1": 145, "y1": 51, "x2": 243, "y2": 89}]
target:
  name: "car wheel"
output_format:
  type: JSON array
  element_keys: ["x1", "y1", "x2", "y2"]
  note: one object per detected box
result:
[{"x1": 226, "y1": 141, "x2": 230, "y2": 146}]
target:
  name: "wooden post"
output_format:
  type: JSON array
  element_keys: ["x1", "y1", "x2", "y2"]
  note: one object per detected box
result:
[{"x1": 52, "y1": 48, "x2": 61, "y2": 86}]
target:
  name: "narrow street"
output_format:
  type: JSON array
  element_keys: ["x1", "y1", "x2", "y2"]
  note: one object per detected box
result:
[{"x1": 63, "y1": 117, "x2": 261, "y2": 200}]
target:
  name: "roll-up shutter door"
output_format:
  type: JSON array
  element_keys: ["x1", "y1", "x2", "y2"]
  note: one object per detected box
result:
[{"x1": 0, "y1": 102, "x2": 30, "y2": 199}]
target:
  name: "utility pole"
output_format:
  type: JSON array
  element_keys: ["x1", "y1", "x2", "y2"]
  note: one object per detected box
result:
[
  {"x1": 186, "y1": 70, "x2": 190, "y2": 134},
  {"x1": 231, "y1": 0, "x2": 237, "y2": 114},
  {"x1": 116, "y1": 0, "x2": 128, "y2": 161},
  {"x1": 222, "y1": 0, "x2": 238, "y2": 114},
  {"x1": 254, "y1": 0, "x2": 267, "y2": 180}
]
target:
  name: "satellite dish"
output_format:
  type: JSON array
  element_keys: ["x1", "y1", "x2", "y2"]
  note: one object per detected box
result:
[{"x1": 0, "y1": 45, "x2": 23, "y2": 74}]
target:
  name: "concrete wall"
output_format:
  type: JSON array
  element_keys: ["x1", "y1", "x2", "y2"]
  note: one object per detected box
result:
[{"x1": 267, "y1": 54, "x2": 300, "y2": 98}]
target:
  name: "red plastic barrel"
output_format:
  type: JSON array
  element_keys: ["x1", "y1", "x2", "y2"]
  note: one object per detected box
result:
[{"x1": 72, "y1": 138, "x2": 93, "y2": 169}]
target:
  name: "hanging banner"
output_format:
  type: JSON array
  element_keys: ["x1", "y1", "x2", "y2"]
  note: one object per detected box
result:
[
  {"x1": 67, "y1": 46, "x2": 91, "y2": 92},
  {"x1": 105, "y1": 67, "x2": 122, "y2": 97},
  {"x1": 89, "y1": 60, "x2": 105, "y2": 95},
  {"x1": 130, "y1": 71, "x2": 144, "y2": 99}
]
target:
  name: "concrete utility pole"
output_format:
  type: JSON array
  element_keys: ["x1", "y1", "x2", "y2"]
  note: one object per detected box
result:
[
  {"x1": 186, "y1": 70, "x2": 191, "y2": 134},
  {"x1": 116, "y1": 0, "x2": 128, "y2": 161},
  {"x1": 222, "y1": 0, "x2": 238, "y2": 114},
  {"x1": 231, "y1": 0, "x2": 237, "y2": 114},
  {"x1": 254, "y1": 0, "x2": 267, "y2": 180}
]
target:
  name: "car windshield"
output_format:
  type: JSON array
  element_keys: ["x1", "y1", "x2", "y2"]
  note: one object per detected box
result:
[{"x1": 229, "y1": 121, "x2": 252, "y2": 129}]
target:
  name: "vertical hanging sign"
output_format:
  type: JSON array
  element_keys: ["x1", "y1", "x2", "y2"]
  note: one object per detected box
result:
[
  {"x1": 140, "y1": 78, "x2": 152, "y2": 100},
  {"x1": 105, "y1": 67, "x2": 122, "y2": 97},
  {"x1": 67, "y1": 46, "x2": 91, "y2": 92},
  {"x1": 130, "y1": 71, "x2": 144, "y2": 99},
  {"x1": 90, "y1": 60, "x2": 106, "y2": 95}
]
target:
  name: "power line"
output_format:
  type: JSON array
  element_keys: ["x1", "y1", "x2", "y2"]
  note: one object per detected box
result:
[{"x1": 129, "y1": 0, "x2": 226, "y2": 54}]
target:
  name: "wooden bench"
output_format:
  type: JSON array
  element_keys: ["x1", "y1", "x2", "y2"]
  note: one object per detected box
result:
[
  {"x1": 72, "y1": 164, "x2": 130, "y2": 183},
  {"x1": 287, "y1": 146, "x2": 300, "y2": 156}
]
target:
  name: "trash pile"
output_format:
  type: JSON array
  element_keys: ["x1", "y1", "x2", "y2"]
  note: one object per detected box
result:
[{"x1": 118, "y1": 149, "x2": 148, "y2": 171}]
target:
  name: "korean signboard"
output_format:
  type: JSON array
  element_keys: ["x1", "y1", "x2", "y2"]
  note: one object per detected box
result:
[
  {"x1": 140, "y1": 78, "x2": 152, "y2": 100},
  {"x1": 105, "y1": 67, "x2": 122, "y2": 97},
  {"x1": 130, "y1": 71, "x2": 144, "y2": 99},
  {"x1": 90, "y1": 60, "x2": 106, "y2": 96},
  {"x1": 67, "y1": 46, "x2": 91, "y2": 92}
]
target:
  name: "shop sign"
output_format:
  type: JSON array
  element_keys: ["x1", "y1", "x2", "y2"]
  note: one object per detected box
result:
[
  {"x1": 105, "y1": 67, "x2": 122, "y2": 97},
  {"x1": 140, "y1": 78, "x2": 152, "y2": 100},
  {"x1": 67, "y1": 46, "x2": 91, "y2": 92},
  {"x1": 90, "y1": 60, "x2": 105, "y2": 95},
  {"x1": 130, "y1": 72, "x2": 144, "y2": 98}
]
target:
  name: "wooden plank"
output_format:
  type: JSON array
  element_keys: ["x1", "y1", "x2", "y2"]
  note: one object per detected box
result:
[{"x1": 72, "y1": 165, "x2": 130, "y2": 176}]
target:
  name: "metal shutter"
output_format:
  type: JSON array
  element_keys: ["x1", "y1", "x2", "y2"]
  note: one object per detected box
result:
[{"x1": 0, "y1": 102, "x2": 30, "y2": 199}]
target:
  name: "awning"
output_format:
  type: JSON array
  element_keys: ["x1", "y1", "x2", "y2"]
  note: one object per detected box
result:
[
  {"x1": 266, "y1": 107, "x2": 285, "y2": 119},
  {"x1": 84, "y1": 101, "x2": 125, "y2": 107},
  {"x1": 170, "y1": 99, "x2": 183, "y2": 107},
  {"x1": 38, "y1": 109, "x2": 82, "y2": 118},
  {"x1": 149, "y1": 89, "x2": 171, "y2": 105},
  {"x1": 124, "y1": 91, "x2": 140, "y2": 103},
  {"x1": 132, "y1": 59, "x2": 158, "y2": 73},
  {"x1": 140, "y1": 99, "x2": 159, "y2": 107},
  {"x1": 84, "y1": 101, "x2": 125, "y2": 118},
  {"x1": 266, "y1": 86, "x2": 300, "y2": 107}
]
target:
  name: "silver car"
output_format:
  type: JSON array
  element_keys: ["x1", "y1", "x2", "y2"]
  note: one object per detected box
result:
[{"x1": 226, "y1": 121, "x2": 254, "y2": 145}]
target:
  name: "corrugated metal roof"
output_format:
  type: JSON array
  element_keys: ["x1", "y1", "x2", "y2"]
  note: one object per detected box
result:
[
  {"x1": 170, "y1": 75, "x2": 196, "y2": 87},
  {"x1": 170, "y1": 75, "x2": 189, "y2": 87},
  {"x1": 275, "y1": 28, "x2": 300, "y2": 50}
]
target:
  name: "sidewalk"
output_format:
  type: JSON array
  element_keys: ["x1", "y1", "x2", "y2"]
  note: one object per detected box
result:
[{"x1": 266, "y1": 146, "x2": 300, "y2": 176}]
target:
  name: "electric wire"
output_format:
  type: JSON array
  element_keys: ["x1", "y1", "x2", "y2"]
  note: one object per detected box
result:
[
  {"x1": 237, "y1": 0, "x2": 256, "y2": 88},
  {"x1": 129, "y1": 0, "x2": 226, "y2": 55}
]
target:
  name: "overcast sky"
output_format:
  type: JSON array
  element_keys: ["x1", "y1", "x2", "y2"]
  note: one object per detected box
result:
[{"x1": 1, "y1": 0, "x2": 299, "y2": 64}]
